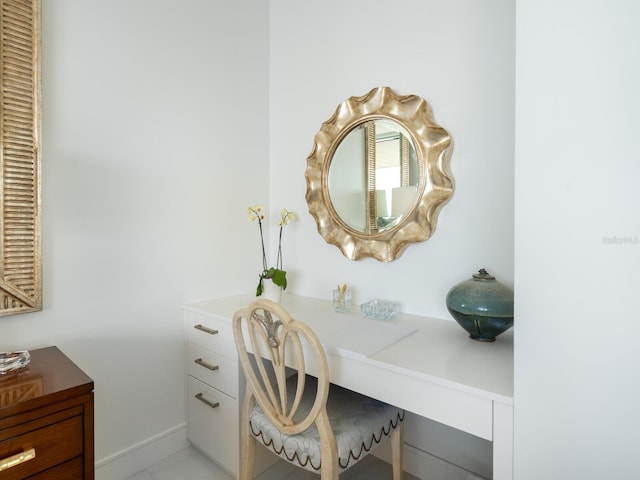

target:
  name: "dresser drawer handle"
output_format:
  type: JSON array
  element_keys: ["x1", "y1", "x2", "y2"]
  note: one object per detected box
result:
[
  {"x1": 195, "y1": 392, "x2": 220, "y2": 409},
  {"x1": 0, "y1": 448, "x2": 36, "y2": 472},
  {"x1": 194, "y1": 324, "x2": 219, "y2": 335},
  {"x1": 194, "y1": 358, "x2": 219, "y2": 371}
]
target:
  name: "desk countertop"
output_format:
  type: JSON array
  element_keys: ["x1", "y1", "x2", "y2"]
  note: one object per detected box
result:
[{"x1": 184, "y1": 293, "x2": 513, "y2": 404}]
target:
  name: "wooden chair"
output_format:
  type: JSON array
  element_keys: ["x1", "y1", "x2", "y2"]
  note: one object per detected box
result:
[{"x1": 233, "y1": 299, "x2": 404, "y2": 479}]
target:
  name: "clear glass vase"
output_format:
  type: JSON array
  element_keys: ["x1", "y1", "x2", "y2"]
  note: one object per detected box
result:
[{"x1": 333, "y1": 288, "x2": 351, "y2": 313}]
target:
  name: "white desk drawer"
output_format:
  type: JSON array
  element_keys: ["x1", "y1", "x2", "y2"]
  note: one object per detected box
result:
[
  {"x1": 187, "y1": 376, "x2": 239, "y2": 476},
  {"x1": 185, "y1": 310, "x2": 236, "y2": 359},
  {"x1": 186, "y1": 342, "x2": 238, "y2": 398}
]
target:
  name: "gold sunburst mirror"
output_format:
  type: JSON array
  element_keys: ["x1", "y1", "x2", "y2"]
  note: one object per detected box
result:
[{"x1": 305, "y1": 87, "x2": 454, "y2": 261}]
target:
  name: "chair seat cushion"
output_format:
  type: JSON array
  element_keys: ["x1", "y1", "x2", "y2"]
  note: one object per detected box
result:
[{"x1": 250, "y1": 375, "x2": 404, "y2": 473}]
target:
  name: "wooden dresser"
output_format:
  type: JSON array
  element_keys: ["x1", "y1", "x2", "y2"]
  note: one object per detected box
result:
[{"x1": 0, "y1": 346, "x2": 94, "y2": 479}]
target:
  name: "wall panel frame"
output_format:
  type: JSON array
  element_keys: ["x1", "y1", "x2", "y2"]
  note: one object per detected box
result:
[{"x1": 0, "y1": 0, "x2": 41, "y2": 316}]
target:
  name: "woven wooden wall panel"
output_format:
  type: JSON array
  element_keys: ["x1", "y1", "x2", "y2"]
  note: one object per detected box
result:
[{"x1": 0, "y1": 0, "x2": 41, "y2": 316}]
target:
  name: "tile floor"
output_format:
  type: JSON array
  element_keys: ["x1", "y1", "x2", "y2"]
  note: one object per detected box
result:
[{"x1": 126, "y1": 445, "x2": 418, "y2": 480}]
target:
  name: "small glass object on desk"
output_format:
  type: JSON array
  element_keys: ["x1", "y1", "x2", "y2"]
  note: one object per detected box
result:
[
  {"x1": 360, "y1": 299, "x2": 400, "y2": 321},
  {"x1": 333, "y1": 285, "x2": 352, "y2": 313}
]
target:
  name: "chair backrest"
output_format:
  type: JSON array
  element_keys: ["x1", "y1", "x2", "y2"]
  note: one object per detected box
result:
[{"x1": 233, "y1": 299, "x2": 331, "y2": 436}]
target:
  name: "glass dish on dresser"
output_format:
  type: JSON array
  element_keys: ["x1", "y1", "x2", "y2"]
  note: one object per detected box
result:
[{"x1": 0, "y1": 350, "x2": 31, "y2": 374}]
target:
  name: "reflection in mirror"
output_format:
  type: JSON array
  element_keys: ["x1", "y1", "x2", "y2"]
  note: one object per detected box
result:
[
  {"x1": 306, "y1": 87, "x2": 454, "y2": 262},
  {"x1": 329, "y1": 123, "x2": 367, "y2": 231},
  {"x1": 329, "y1": 119, "x2": 419, "y2": 233},
  {"x1": 373, "y1": 119, "x2": 419, "y2": 227}
]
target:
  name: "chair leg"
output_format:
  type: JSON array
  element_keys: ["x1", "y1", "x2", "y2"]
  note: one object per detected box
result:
[
  {"x1": 240, "y1": 390, "x2": 257, "y2": 480},
  {"x1": 391, "y1": 422, "x2": 404, "y2": 480},
  {"x1": 319, "y1": 415, "x2": 340, "y2": 480},
  {"x1": 239, "y1": 421, "x2": 256, "y2": 480}
]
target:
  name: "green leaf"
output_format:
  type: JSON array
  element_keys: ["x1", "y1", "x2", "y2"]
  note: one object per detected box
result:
[
  {"x1": 255, "y1": 275, "x2": 264, "y2": 296},
  {"x1": 264, "y1": 268, "x2": 287, "y2": 290}
]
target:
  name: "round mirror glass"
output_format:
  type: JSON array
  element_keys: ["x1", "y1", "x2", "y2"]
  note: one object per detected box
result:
[{"x1": 328, "y1": 118, "x2": 419, "y2": 233}]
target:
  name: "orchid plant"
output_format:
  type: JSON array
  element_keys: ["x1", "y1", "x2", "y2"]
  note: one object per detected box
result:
[{"x1": 247, "y1": 205, "x2": 295, "y2": 296}]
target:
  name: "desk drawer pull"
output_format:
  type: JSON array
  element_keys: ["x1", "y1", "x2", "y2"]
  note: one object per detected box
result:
[
  {"x1": 194, "y1": 324, "x2": 219, "y2": 335},
  {"x1": 194, "y1": 358, "x2": 219, "y2": 371},
  {"x1": 0, "y1": 448, "x2": 36, "y2": 472},
  {"x1": 195, "y1": 392, "x2": 220, "y2": 409}
]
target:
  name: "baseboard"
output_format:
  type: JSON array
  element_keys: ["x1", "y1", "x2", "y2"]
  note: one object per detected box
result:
[
  {"x1": 95, "y1": 424, "x2": 189, "y2": 480},
  {"x1": 374, "y1": 442, "x2": 488, "y2": 480}
]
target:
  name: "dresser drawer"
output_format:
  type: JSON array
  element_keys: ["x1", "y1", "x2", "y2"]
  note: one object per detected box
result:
[
  {"x1": 0, "y1": 413, "x2": 82, "y2": 480},
  {"x1": 187, "y1": 376, "x2": 239, "y2": 476},
  {"x1": 186, "y1": 343, "x2": 238, "y2": 398},
  {"x1": 186, "y1": 311, "x2": 236, "y2": 359},
  {"x1": 28, "y1": 457, "x2": 83, "y2": 480}
]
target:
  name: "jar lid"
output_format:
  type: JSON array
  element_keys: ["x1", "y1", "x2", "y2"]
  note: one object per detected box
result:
[{"x1": 472, "y1": 268, "x2": 495, "y2": 280}]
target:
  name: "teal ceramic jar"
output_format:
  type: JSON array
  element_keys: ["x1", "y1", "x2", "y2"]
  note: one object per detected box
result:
[{"x1": 446, "y1": 269, "x2": 514, "y2": 342}]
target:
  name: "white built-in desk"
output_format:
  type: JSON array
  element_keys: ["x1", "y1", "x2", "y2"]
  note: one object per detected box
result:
[{"x1": 184, "y1": 294, "x2": 513, "y2": 480}]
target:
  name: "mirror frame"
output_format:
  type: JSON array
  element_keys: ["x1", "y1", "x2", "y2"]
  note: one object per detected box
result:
[
  {"x1": 305, "y1": 86, "x2": 454, "y2": 261},
  {"x1": 0, "y1": 0, "x2": 42, "y2": 316}
]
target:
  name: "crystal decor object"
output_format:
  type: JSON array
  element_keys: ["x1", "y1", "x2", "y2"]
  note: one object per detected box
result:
[
  {"x1": 0, "y1": 350, "x2": 30, "y2": 374},
  {"x1": 360, "y1": 299, "x2": 400, "y2": 321}
]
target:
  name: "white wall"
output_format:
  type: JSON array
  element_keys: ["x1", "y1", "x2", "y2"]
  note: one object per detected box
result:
[
  {"x1": 269, "y1": 0, "x2": 515, "y2": 319},
  {"x1": 514, "y1": 1, "x2": 640, "y2": 478},
  {"x1": 0, "y1": 0, "x2": 269, "y2": 471},
  {"x1": 269, "y1": 1, "x2": 513, "y2": 477},
  {"x1": 14, "y1": 2, "x2": 637, "y2": 479}
]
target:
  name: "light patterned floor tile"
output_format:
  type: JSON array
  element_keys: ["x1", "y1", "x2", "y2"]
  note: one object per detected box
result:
[
  {"x1": 127, "y1": 445, "x2": 418, "y2": 480},
  {"x1": 125, "y1": 472, "x2": 154, "y2": 480}
]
